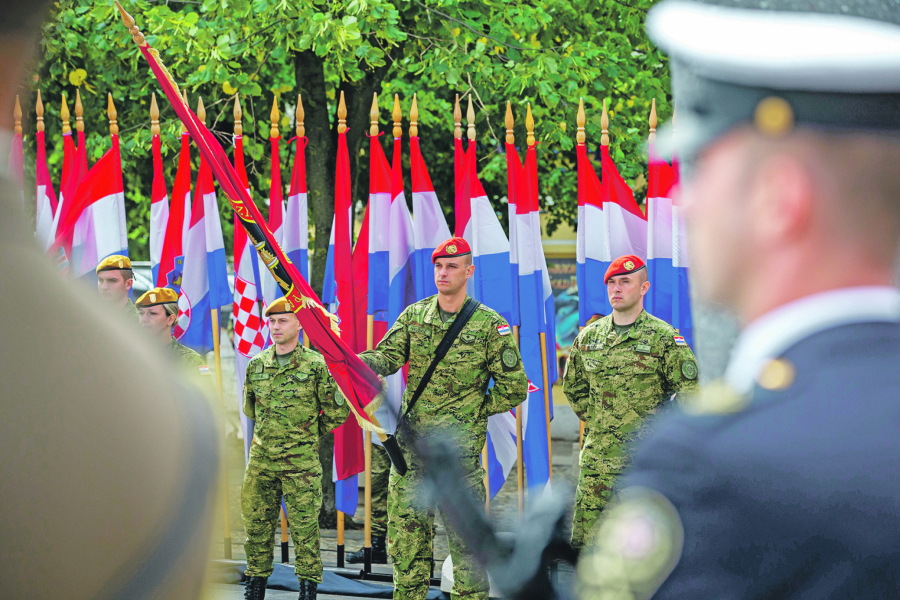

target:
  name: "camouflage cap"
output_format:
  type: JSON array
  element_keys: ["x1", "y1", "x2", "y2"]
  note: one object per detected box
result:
[
  {"x1": 136, "y1": 287, "x2": 179, "y2": 307},
  {"x1": 96, "y1": 255, "x2": 132, "y2": 274}
]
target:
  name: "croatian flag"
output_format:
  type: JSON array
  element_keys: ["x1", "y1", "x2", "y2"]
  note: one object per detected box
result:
[
  {"x1": 150, "y1": 132, "x2": 169, "y2": 284},
  {"x1": 367, "y1": 131, "x2": 391, "y2": 319},
  {"x1": 34, "y1": 128, "x2": 58, "y2": 249},
  {"x1": 157, "y1": 132, "x2": 192, "y2": 290},
  {"x1": 600, "y1": 145, "x2": 646, "y2": 263},
  {"x1": 515, "y1": 143, "x2": 558, "y2": 492},
  {"x1": 284, "y1": 136, "x2": 310, "y2": 282},
  {"x1": 175, "y1": 155, "x2": 231, "y2": 354},
  {"x1": 48, "y1": 131, "x2": 86, "y2": 255},
  {"x1": 671, "y1": 157, "x2": 694, "y2": 348},
  {"x1": 645, "y1": 142, "x2": 676, "y2": 323},
  {"x1": 233, "y1": 133, "x2": 266, "y2": 462},
  {"x1": 410, "y1": 134, "x2": 451, "y2": 300},
  {"x1": 260, "y1": 135, "x2": 285, "y2": 315},
  {"x1": 575, "y1": 144, "x2": 610, "y2": 325},
  {"x1": 505, "y1": 141, "x2": 521, "y2": 328},
  {"x1": 454, "y1": 134, "x2": 465, "y2": 226},
  {"x1": 456, "y1": 141, "x2": 513, "y2": 323}
]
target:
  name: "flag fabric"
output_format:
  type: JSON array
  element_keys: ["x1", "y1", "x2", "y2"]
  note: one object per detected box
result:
[
  {"x1": 645, "y1": 142, "x2": 676, "y2": 323},
  {"x1": 157, "y1": 132, "x2": 191, "y2": 290},
  {"x1": 260, "y1": 135, "x2": 285, "y2": 314},
  {"x1": 456, "y1": 141, "x2": 513, "y2": 322},
  {"x1": 174, "y1": 155, "x2": 230, "y2": 354},
  {"x1": 514, "y1": 143, "x2": 557, "y2": 492},
  {"x1": 454, "y1": 135, "x2": 465, "y2": 230},
  {"x1": 48, "y1": 132, "x2": 86, "y2": 255},
  {"x1": 333, "y1": 126, "x2": 365, "y2": 515},
  {"x1": 485, "y1": 410, "x2": 518, "y2": 498},
  {"x1": 410, "y1": 135, "x2": 451, "y2": 300},
  {"x1": 367, "y1": 134, "x2": 391, "y2": 319},
  {"x1": 50, "y1": 131, "x2": 77, "y2": 244},
  {"x1": 34, "y1": 129, "x2": 58, "y2": 248},
  {"x1": 600, "y1": 146, "x2": 647, "y2": 263},
  {"x1": 150, "y1": 133, "x2": 169, "y2": 284},
  {"x1": 505, "y1": 142, "x2": 522, "y2": 328},
  {"x1": 670, "y1": 156, "x2": 694, "y2": 348},
  {"x1": 575, "y1": 144, "x2": 610, "y2": 325},
  {"x1": 284, "y1": 136, "x2": 310, "y2": 282},
  {"x1": 137, "y1": 42, "x2": 384, "y2": 444},
  {"x1": 233, "y1": 133, "x2": 266, "y2": 462}
]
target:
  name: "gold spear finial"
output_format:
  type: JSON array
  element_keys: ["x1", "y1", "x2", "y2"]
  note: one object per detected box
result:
[
  {"x1": 197, "y1": 96, "x2": 206, "y2": 125},
  {"x1": 108, "y1": 93, "x2": 118, "y2": 136},
  {"x1": 576, "y1": 98, "x2": 585, "y2": 145},
  {"x1": 453, "y1": 94, "x2": 462, "y2": 140},
  {"x1": 392, "y1": 94, "x2": 402, "y2": 139},
  {"x1": 115, "y1": 1, "x2": 147, "y2": 46},
  {"x1": 296, "y1": 94, "x2": 305, "y2": 138},
  {"x1": 338, "y1": 90, "x2": 347, "y2": 134},
  {"x1": 270, "y1": 95, "x2": 280, "y2": 138},
  {"x1": 526, "y1": 103, "x2": 534, "y2": 147},
  {"x1": 150, "y1": 92, "x2": 160, "y2": 136},
  {"x1": 75, "y1": 89, "x2": 84, "y2": 133},
  {"x1": 233, "y1": 95, "x2": 242, "y2": 136},
  {"x1": 601, "y1": 99, "x2": 609, "y2": 147},
  {"x1": 505, "y1": 101, "x2": 514, "y2": 145},
  {"x1": 13, "y1": 95, "x2": 22, "y2": 136},
  {"x1": 409, "y1": 94, "x2": 418, "y2": 138},
  {"x1": 61, "y1": 94, "x2": 70, "y2": 135},
  {"x1": 181, "y1": 89, "x2": 188, "y2": 133},
  {"x1": 36, "y1": 91, "x2": 44, "y2": 133},
  {"x1": 649, "y1": 98, "x2": 657, "y2": 145},
  {"x1": 370, "y1": 93, "x2": 379, "y2": 137},
  {"x1": 466, "y1": 95, "x2": 475, "y2": 142}
]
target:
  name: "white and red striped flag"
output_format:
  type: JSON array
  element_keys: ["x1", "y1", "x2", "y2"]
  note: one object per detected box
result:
[{"x1": 149, "y1": 94, "x2": 169, "y2": 285}]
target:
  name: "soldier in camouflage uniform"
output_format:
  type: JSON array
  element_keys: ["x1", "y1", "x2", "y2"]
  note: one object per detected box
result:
[
  {"x1": 242, "y1": 297, "x2": 350, "y2": 600},
  {"x1": 136, "y1": 287, "x2": 208, "y2": 374},
  {"x1": 347, "y1": 444, "x2": 390, "y2": 563},
  {"x1": 96, "y1": 255, "x2": 140, "y2": 323},
  {"x1": 358, "y1": 237, "x2": 528, "y2": 600},
  {"x1": 564, "y1": 255, "x2": 699, "y2": 549}
]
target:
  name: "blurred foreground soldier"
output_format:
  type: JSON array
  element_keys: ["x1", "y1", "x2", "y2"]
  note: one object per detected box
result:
[
  {"x1": 0, "y1": 4, "x2": 221, "y2": 599},
  {"x1": 96, "y1": 254, "x2": 139, "y2": 322},
  {"x1": 577, "y1": 2, "x2": 900, "y2": 598},
  {"x1": 564, "y1": 254, "x2": 698, "y2": 549},
  {"x1": 358, "y1": 237, "x2": 528, "y2": 600},
  {"x1": 136, "y1": 286, "x2": 207, "y2": 371},
  {"x1": 346, "y1": 444, "x2": 390, "y2": 564},
  {"x1": 242, "y1": 297, "x2": 350, "y2": 600}
]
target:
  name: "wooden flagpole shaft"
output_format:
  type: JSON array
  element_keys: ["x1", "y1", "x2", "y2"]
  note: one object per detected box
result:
[
  {"x1": 482, "y1": 444, "x2": 491, "y2": 517},
  {"x1": 280, "y1": 507, "x2": 289, "y2": 563},
  {"x1": 211, "y1": 308, "x2": 232, "y2": 559},
  {"x1": 513, "y1": 325, "x2": 524, "y2": 515},
  {"x1": 364, "y1": 313, "x2": 375, "y2": 572},
  {"x1": 539, "y1": 331, "x2": 553, "y2": 480}
]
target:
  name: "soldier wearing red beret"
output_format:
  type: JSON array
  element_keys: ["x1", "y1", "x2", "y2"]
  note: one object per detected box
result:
[{"x1": 563, "y1": 254, "x2": 699, "y2": 549}]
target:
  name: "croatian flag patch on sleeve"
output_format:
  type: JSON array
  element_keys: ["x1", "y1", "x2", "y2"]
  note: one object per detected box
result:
[
  {"x1": 497, "y1": 324, "x2": 511, "y2": 337},
  {"x1": 199, "y1": 365, "x2": 211, "y2": 375},
  {"x1": 673, "y1": 335, "x2": 687, "y2": 346}
]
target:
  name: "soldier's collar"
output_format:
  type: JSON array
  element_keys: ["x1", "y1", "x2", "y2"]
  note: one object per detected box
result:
[{"x1": 424, "y1": 295, "x2": 470, "y2": 326}]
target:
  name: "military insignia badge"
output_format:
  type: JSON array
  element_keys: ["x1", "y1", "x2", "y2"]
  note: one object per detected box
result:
[
  {"x1": 334, "y1": 391, "x2": 346, "y2": 406},
  {"x1": 624, "y1": 260, "x2": 635, "y2": 270},
  {"x1": 497, "y1": 324, "x2": 511, "y2": 336},
  {"x1": 501, "y1": 348, "x2": 518, "y2": 368},
  {"x1": 583, "y1": 357, "x2": 601, "y2": 371},
  {"x1": 635, "y1": 344, "x2": 652, "y2": 354},
  {"x1": 460, "y1": 333, "x2": 476, "y2": 344},
  {"x1": 673, "y1": 335, "x2": 687, "y2": 346},
  {"x1": 294, "y1": 373, "x2": 309, "y2": 383},
  {"x1": 150, "y1": 293, "x2": 157, "y2": 303},
  {"x1": 681, "y1": 360, "x2": 698, "y2": 380},
  {"x1": 447, "y1": 243, "x2": 458, "y2": 254},
  {"x1": 285, "y1": 300, "x2": 292, "y2": 311},
  {"x1": 118, "y1": 259, "x2": 124, "y2": 268},
  {"x1": 198, "y1": 365, "x2": 210, "y2": 376}
]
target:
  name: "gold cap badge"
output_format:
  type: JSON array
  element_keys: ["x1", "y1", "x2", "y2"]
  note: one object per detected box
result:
[
  {"x1": 447, "y1": 244, "x2": 458, "y2": 254},
  {"x1": 624, "y1": 260, "x2": 635, "y2": 270},
  {"x1": 754, "y1": 96, "x2": 794, "y2": 138},
  {"x1": 150, "y1": 293, "x2": 156, "y2": 303}
]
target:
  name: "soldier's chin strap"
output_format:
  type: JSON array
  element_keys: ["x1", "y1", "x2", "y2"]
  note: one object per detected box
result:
[
  {"x1": 417, "y1": 435, "x2": 579, "y2": 600},
  {"x1": 381, "y1": 299, "x2": 481, "y2": 476}
]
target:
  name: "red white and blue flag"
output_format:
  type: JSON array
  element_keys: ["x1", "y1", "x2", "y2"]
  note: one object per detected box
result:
[
  {"x1": 34, "y1": 128, "x2": 58, "y2": 249},
  {"x1": 175, "y1": 154, "x2": 230, "y2": 353},
  {"x1": 284, "y1": 136, "x2": 310, "y2": 283},
  {"x1": 601, "y1": 145, "x2": 646, "y2": 265},
  {"x1": 670, "y1": 156, "x2": 693, "y2": 347},
  {"x1": 505, "y1": 140, "x2": 521, "y2": 328},
  {"x1": 150, "y1": 132, "x2": 169, "y2": 285},
  {"x1": 646, "y1": 142, "x2": 676, "y2": 324},
  {"x1": 410, "y1": 134, "x2": 451, "y2": 300},
  {"x1": 575, "y1": 144, "x2": 610, "y2": 325},
  {"x1": 367, "y1": 130, "x2": 391, "y2": 319},
  {"x1": 260, "y1": 135, "x2": 285, "y2": 316},
  {"x1": 157, "y1": 132, "x2": 191, "y2": 290}
]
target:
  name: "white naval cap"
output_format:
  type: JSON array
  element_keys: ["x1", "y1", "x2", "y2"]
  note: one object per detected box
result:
[{"x1": 646, "y1": 0, "x2": 900, "y2": 158}]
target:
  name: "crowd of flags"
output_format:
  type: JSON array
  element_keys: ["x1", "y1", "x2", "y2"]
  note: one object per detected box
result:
[{"x1": 18, "y1": 90, "x2": 692, "y2": 512}]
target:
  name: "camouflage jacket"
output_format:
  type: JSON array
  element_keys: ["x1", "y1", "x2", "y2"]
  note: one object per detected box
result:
[
  {"x1": 123, "y1": 300, "x2": 140, "y2": 323},
  {"x1": 243, "y1": 345, "x2": 349, "y2": 472},
  {"x1": 359, "y1": 295, "x2": 527, "y2": 476},
  {"x1": 564, "y1": 310, "x2": 699, "y2": 462},
  {"x1": 167, "y1": 336, "x2": 214, "y2": 396}
]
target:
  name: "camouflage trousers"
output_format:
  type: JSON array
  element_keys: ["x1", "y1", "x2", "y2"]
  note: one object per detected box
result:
[
  {"x1": 370, "y1": 444, "x2": 391, "y2": 537},
  {"x1": 388, "y1": 464, "x2": 488, "y2": 600},
  {"x1": 242, "y1": 462, "x2": 323, "y2": 582},
  {"x1": 571, "y1": 449, "x2": 627, "y2": 549}
]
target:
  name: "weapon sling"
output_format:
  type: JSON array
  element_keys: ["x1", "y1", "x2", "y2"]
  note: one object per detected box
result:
[{"x1": 381, "y1": 298, "x2": 481, "y2": 476}]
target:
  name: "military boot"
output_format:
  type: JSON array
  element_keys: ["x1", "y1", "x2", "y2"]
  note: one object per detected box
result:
[
  {"x1": 244, "y1": 576, "x2": 267, "y2": 600},
  {"x1": 346, "y1": 535, "x2": 388, "y2": 564},
  {"x1": 297, "y1": 579, "x2": 318, "y2": 600}
]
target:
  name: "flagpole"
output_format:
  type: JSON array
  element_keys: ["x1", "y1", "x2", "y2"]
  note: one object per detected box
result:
[
  {"x1": 335, "y1": 91, "x2": 348, "y2": 570},
  {"x1": 576, "y1": 100, "x2": 587, "y2": 452},
  {"x1": 75, "y1": 89, "x2": 83, "y2": 137},
  {"x1": 505, "y1": 102, "x2": 525, "y2": 517}
]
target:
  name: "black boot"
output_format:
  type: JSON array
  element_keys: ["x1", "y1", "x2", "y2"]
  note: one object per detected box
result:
[
  {"x1": 346, "y1": 535, "x2": 388, "y2": 564},
  {"x1": 244, "y1": 576, "x2": 267, "y2": 600},
  {"x1": 297, "y1": 579, "x2": 318, "y2": 600}
]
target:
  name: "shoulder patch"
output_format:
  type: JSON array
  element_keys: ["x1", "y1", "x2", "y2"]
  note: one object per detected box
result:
[
  {"x1": 497, "y1": 324, "x2": 511, "y2": 337},
  {"x1": 198, "y1": 365, "x2": 210, "y2": 376},
  {"x1": 673, "y1": 335, "x2": 687, "y2": 346},
  {"x1": 681, "y1": 359, "x2": 698, "y2": 380},
  {"x1": 501, "y1": 348, "x2": 518, "y2": 369}
]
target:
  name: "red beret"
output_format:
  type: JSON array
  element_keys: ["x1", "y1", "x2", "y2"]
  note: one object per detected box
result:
[
  {"x1": 432, "y1": 237, "x2": 471, "y2": 263},
  {"x1": 604, "y1": 255, "x2": 646, "y2": 283}
]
